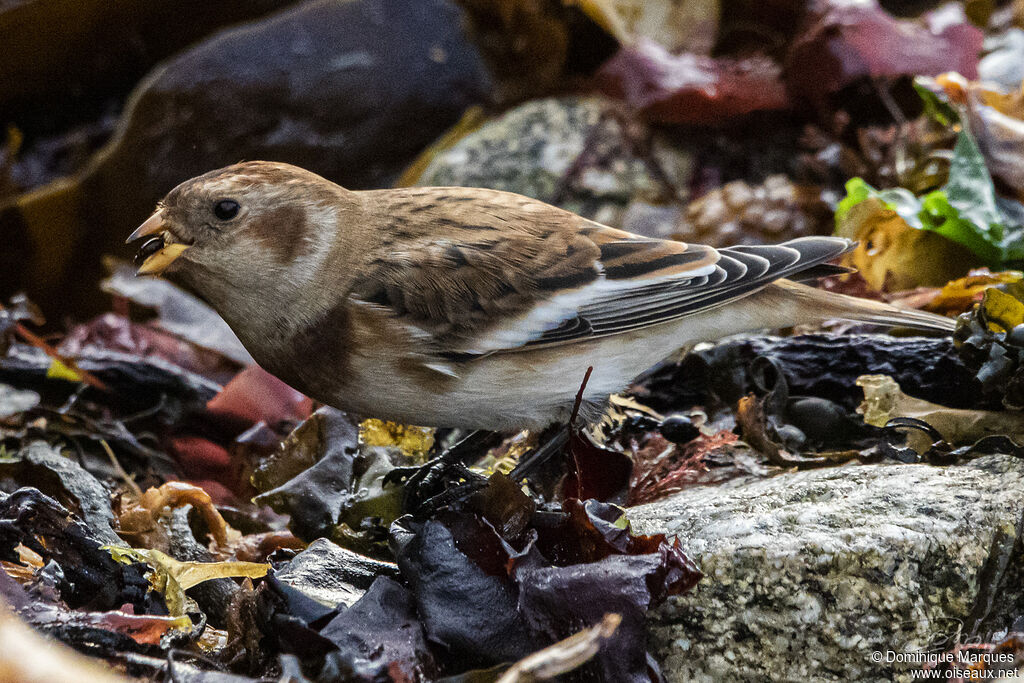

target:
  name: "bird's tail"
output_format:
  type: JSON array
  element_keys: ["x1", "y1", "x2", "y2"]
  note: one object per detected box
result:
[{"x1": 772, "y1": 279, "x2": 957, "y2": 333}]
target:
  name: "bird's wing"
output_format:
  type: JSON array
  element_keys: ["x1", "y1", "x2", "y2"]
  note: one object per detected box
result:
[{"x1": 350, "y1": 188, "x2": 852, "y2": 359}]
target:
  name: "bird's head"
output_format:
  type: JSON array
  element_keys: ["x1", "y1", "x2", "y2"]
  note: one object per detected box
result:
[{"x1": 127, "y1": 161, "x2": 349, "y2": 309}]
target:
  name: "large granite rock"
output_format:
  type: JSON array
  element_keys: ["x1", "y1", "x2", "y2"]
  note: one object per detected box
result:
[
  {"x1": 627, "y1": 456, "x2": 1024, "y2": 682},
  {"x1": 415, "y1": 96, "x2": 692, "y2": 227}
]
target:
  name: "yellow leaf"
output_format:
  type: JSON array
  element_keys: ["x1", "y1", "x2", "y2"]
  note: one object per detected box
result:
[
  {"x1": 981, "y1": 288, "x2": 1024, "y2": 331},
  {"x1": 359, "y1": 419, "x2": 434, "y2": 458},
  {"x1": 924, "y1": 269, "x2": 1024, "y2": 315},
  {"x1": 46, "y1": 358, "x2": 82, "y2": 382},
  {"x1": 837, "y1": 197, "x2": 976, "y2": 291},
  {"x1": 105, "y1": 546, "x2": 268, "y2": 623}
]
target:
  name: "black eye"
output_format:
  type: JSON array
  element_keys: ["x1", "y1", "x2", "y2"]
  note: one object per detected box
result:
[{"x1": 213, "y1": 199, "x2": 240, "y2": 221}]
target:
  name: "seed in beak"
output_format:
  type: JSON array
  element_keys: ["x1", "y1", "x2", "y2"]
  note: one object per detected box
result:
[{"x1": 134, "y1": 235, "x2": 166, "y2": 267}]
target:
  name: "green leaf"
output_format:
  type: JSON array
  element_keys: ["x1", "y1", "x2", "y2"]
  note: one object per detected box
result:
[
  {"x1": 835, "y1": 178, "x2": 873, "y2": 224},
  {"x1": 913, "y1": 78, "x2": 959, "y2": 127},
  {"x1": 835, "y1": 125, "x2": 1024, "y2": 266}
]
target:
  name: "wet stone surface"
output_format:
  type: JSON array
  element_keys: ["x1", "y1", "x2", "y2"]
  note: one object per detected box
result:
[{"x1": 628, "y1": 455, "x2": 1024, "y2": 682}]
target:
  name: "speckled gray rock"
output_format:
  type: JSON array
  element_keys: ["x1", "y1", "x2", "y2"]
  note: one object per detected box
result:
[
  {"x1": 627, "y1": 456, "x2": 1024, "y2": 682},
  {"x1": 416, "y1": 96, "x2": 692, "y2": 227}
]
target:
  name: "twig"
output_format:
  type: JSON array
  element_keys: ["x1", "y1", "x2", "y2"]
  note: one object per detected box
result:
[
  {"x1": 99, "y1": 438, "x2": 142, "y2": 499},
  {"x1": 1, "y1": 303, "x2": 107, "y2": 391},
  {"x1": 569, "y1": 366, "x2": 594, "y2": 428}
]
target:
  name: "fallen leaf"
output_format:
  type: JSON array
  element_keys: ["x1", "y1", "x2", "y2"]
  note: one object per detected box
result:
[
  {"x1": 786, "y1": 0, "x2": 982, "y2": 101},
  {"x1": 857, "y1": 374, "x2": 1024, "y2": 450},
  {"x1": 106, "y1": 546, "x2": 267, "y2": 622},
  {"x1": 835, "y1": 194, "x2": 978, "y2": 290}
]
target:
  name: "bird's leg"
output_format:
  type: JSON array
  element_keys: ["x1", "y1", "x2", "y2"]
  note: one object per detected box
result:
[
  {"x1": 402, "y1": 424, "x2": 576, "y2": 517},
  {"x1": 384, "y1": 430, "x2": 501, "y2": 511},
  {"x1": 506, "y1": 424, "x2": 571, "y2": 484}
]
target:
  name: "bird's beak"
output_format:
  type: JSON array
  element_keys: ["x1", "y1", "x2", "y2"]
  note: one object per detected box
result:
[{"x1": 127, "y1": 210, "x2": 191, "y2": 276}]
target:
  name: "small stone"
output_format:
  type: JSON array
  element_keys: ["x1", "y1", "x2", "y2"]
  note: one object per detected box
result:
[
  {"x1": 785, "y1": 397, "x2": 849, "y2": 444},
  {"x1": 659, "y1": 414, "x2": 700, "y2": 444},
  {"x1": 1008, "y1": 323, "x2": 1024, "y2": 348},
  {"x1": 774, "y1": 423, "x2": 806, "y2": 451},
  {"x1": 416, "y1": 96, "x2": 693, "y2": 225}
]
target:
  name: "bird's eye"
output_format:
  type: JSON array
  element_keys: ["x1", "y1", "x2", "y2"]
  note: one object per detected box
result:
[{"x1": 213, "y1": 199, "x2": 240, "y2": 221}]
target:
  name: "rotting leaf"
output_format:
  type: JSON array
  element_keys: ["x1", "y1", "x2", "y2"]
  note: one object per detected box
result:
[
  {"x1": 318, "y1": 576, "x2": 439, "y2": 682},
  {"x1": 253, "y1": 407, "x2": 361, "y2": 541},
  {"x1": 0, "y1": 342, "x2": 220, "y2": 417},
  {"x1": 101, "y1": 262, "x2": 253, "y2": 365},
  {"x1": 857, "y1": 374, "x2": 1024, "y2": 450},
  {"x1": 513, "y1": 550, "x2": 689, "y2": 682},
  {"x1": 561, "y1": 428, "x2": 632, "y2": 504},
  {"x1": 274, "y1": 538, "x2": 398, "y2": 610},
  {"x1": 0, "y1": 441, "x2": 120, "y2": 545},
  {"x1": 393, "y1": 517, "x2": 538, "y2": 667},
  {"x1": 0, "y1": 488, "x2": 158, "y2": 613},
  {"x1": 106, "y1": 546, "x2": 267, "y2": 623}
]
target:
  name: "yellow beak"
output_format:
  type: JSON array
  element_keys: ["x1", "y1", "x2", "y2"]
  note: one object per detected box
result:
[{"x1": 128, "y1": 210, "x2": 191, "y2": 276}]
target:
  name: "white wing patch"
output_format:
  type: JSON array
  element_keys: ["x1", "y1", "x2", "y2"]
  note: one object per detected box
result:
[{"x1": 464, "y1": 263, "x2": 718, "y2": 355}]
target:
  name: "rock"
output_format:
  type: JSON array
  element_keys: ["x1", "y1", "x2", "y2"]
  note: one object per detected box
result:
[
  {"x1": 275, "y1": 538, "x2": 398, "y2": 609},
  {"x1": 979, "y1": 30, "x2": 1024, "y2": 91},
  {"x1": 0, "y1": 441, "x2": 121, "y2": 546},
  {"x1": 0, "y1": 383, "x2": 38, "y2": 419},
  {"x1": 2, "y1": 0, "x2": 492, "y2": 319},
  {"x1": 414, "y1": 96, "x2": 692, "y2": 227},
  {"x1": 627, "y1": 456, "x2": 1024, "y2": 682}
]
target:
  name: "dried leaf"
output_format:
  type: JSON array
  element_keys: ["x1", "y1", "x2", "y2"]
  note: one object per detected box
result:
[
  {"x1": 857, "y1": 374, "x2": 1024, "y2": 449},
  {"x1": 578, "y1": 0, "x2": 720, "y2": 54},
  {"x1": 106, "y1": 546, "x2": 267, "y2": 622},
  {"x1": 927, "y1": 72, "x2": 1024, "y2": 201},
  {"x1": 835, "y1": 194, "x2": 979, "y2": 290},
  {"x1": 923, "y1": 269, "x2": 1024, "y2": 316}
]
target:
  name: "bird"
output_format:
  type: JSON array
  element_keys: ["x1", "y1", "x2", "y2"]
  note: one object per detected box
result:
[{"x1": 127, "y1": 161, "x2": 956, "y2": 433}]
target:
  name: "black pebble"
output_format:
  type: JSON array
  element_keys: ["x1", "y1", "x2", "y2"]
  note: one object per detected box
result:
[
  {"x1": 786, "y1": 397, "x2": 849, "y2": 444},
  {"x1": 1009, "y1": 323, "x2": 1024, "y2": 348},
  {"x1": 775, "y1": 424, "x2": 806, "y2": 450},
  {"x1": 660, "y1": 414, "x2": 700, "y2": 444}
]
